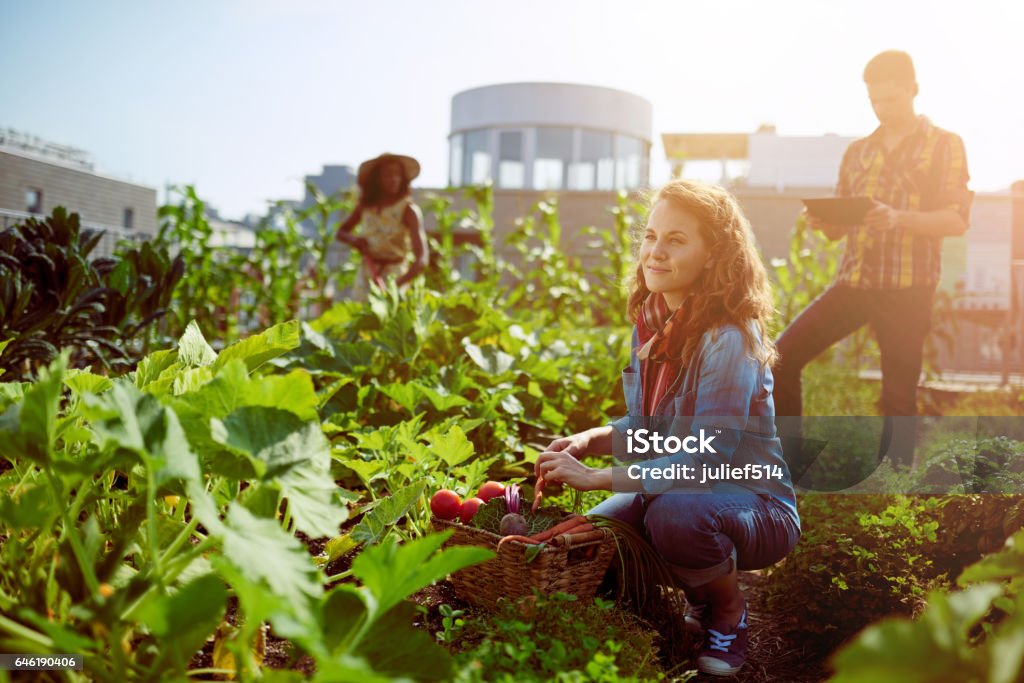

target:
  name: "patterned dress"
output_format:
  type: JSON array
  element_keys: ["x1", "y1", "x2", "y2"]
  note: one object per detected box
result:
[
  {"x1": 360, "y1": 196, "x2": 414, "y2": 263},
  {"x1": 350, "y1": 196, "x2": 417, "y2": 299}
]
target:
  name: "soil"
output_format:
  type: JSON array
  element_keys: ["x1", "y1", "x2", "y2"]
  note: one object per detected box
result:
[
  {"x1": 402, "y1": 570, "x2": 832, "y2": 682},
  {"x1": 602, "y1": 570, "x2": 831, "y2": 682},
  {"x1": 722, "y1": 571, "x2": 829, "y2": 683}
]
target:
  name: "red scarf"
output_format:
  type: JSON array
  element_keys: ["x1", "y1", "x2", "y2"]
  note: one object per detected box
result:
[{"x1": 638, "y1": 294, "x2": 694, "y2": 415}]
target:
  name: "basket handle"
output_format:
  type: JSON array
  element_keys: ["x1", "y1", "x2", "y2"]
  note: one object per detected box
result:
[{"x1": 553, "y1": 528, "x2": 607, "y2": 549}]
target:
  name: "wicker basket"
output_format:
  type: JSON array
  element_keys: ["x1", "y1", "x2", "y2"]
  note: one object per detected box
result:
[{"x1": 432, "y1": 515, "x2": 617, "y2": 609}]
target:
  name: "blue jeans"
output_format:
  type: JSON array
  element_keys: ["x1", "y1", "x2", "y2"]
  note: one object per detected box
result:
[
  {"x1": 772, "y1": 284, "x2": 934, "y2": 469},
  {"x1": 773, "y1": 284, "x2": 934, "y2": 419},
  {"x1": 589, "y1": 487, "x2": 800, "y2": 588}
]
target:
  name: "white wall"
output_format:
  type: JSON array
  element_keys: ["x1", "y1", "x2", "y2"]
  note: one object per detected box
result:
[{"x1": 746, "y1": 132, "x2": 853, "y2": 190}]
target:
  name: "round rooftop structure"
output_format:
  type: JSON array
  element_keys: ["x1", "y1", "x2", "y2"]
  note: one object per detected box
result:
[{"x1": 449, "y1": 82, "x2": 653, "y2": 192}]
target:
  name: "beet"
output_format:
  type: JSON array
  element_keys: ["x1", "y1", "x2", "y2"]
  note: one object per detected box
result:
[{"x1": 499, "y1": 513, "x2": 529, "y2": 536}]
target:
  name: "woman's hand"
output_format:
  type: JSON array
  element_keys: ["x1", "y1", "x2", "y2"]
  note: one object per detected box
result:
[
  {"x1": 536, "y1": 449, "x2": 606, "y2": 492},
  {"x1": 541, "y1": 431, "x2": 591, "y2": 460}
]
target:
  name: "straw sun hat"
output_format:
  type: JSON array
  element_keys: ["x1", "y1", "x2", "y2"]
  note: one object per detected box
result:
[{"x1": 356, "y1": 153, "x2": 421, "y2": 189}]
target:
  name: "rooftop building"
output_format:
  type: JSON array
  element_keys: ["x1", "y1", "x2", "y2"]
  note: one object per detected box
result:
[{"x1": 449, "y1": 82, "x2": 652, "y2": 192}]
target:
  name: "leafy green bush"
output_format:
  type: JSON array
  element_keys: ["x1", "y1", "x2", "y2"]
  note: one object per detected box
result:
[
  {"x1": 829, "y1": 528, "x2": 1024, "y2": 683},
  {"x1": 153, "y1": 185, "x2": 357, "y2": 342},
  {"x1": 0, "y1": 329, "x2": 492, "y2": 680},
  {"x1": 450, "y1": 592, "x2": 673, "y2": 682},
  {"x1": 766, "y1": 494, "x2": 951, "y2": 648},
  {"x1": 0, "y1": 207, "x2": 183, "y2": 379}
]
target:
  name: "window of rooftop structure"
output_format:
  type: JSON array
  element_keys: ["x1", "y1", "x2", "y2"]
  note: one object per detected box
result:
[
  {"x1": 26, "y1": 188, "x2": 42, "y2": 214},
  {"x1": 569, "y1": 130, "x2": 614, "y2": 191},
  {"x1": 123, "y1": 208, "x2": 134, "y2": 230},
  {"x1": 497, "y1": 130, "x2": 524, "y2": 189},
  {"x1": 533, "y1": 127, "x2": 573, "y2": 191},
  {"x1": 463, "y1": 130, "x2": 491, "y2": 185},
  {"x1": 614, "y1": 135, "x2": 645, "y2": 189},
  {"x1": 449, "y1": 134, "x2": 464, "y2": 186}
]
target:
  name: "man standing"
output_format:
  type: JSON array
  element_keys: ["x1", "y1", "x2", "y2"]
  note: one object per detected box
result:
[{"x1": 773, "y1": 50, "x2": 972, "y2": 468}]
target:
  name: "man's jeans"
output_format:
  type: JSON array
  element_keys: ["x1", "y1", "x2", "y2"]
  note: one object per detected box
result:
[
  {"x1": 772, "y1": 284, "x2": 934, "y2": 468},
  {"x1": 589, "y1": 488, "x2": 800, "y2": 588}
]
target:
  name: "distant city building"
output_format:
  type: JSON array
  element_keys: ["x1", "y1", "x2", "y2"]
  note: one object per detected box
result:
[
  {"x1": 207, "y1": 216, "x2": 257, "y2": 250},
  {"x1": 448, "y1": 83, "x2": 652, "y2": 192},
  {"x1": 662, "y1": 125, "x2": 855, "y2": 190},
  {"x1": 0, "y1": 127, "x2": 156, "y2": 257},
  {"x1": 299, "y1": 164, "x2": 356, "y2": 211}
]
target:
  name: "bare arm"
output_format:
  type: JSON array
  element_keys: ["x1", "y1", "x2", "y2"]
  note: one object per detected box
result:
[
  {"x1": 335, "y1": 205, "x2": 366, "y2": 250},
  {"x1": 865, "y1": 205, "x2": 967, "y2": 237},
  {"x1": 863, "y1": 132, "x2": 971, "y2": 238},
  {"x1": 535, "y1": 425, "x2": 647, "y2": 493},
  {"x1": 396, "y1": 203, "x2": 427, "y2": 286}
]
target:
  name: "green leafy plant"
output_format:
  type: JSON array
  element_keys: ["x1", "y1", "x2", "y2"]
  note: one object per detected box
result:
[
  {"x1": 0, "y1": 323, "x2": 494, "y2": 681},
  {"x1": 765, "y1": 494, "x2": 951, "y2": 649},
  {"x1": 449, "y1": 592, "x2": 670, "y2": 683},
  {"x1": 0, "y1": 208, "x2": 183, "y2": 379},
  {"x1": 829, "y1": 528, "x2": 1024, "y2": 683}
]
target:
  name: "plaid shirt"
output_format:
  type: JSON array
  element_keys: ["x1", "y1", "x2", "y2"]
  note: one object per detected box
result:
[{"x1": 835, "y1": 116, "x2": 972, "y2": 289}]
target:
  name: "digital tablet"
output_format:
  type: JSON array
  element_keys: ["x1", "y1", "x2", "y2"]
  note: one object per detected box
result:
[{"x1": 801, "y1": 197, "x2": 876, "y2": 226}]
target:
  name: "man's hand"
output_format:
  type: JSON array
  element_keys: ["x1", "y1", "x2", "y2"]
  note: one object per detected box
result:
[
  {"x1": 864, "y1": 201, "x2": 903, "y2": 232},
  {"x1": 803, "y1": 208, "x2": 845, "y2": 241}
]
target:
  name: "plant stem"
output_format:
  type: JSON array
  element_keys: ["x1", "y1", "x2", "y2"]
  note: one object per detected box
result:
[
  {"x1": 45, "y1": 471, "x2": 102, "y2": 597},
  {"x1": 159, "y1": 516, "x2": 202, "y2": 567},
  {"x1": 0, "y1": 614, "x2": 54, "y2": 648},
  {"x1": 325, "y1": 569, "x2": 354, "y2": 583},
  {"x1": 121, "y1": 537, "x2": 216, "y2": 622},
  {"x1": 145, "y1": 468, "x2": 164, "y2": 591}
]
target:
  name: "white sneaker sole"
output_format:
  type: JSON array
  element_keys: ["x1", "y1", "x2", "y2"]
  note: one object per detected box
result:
[{"x1": 696, "y1": 655, "x2": 743, "y2": 676}]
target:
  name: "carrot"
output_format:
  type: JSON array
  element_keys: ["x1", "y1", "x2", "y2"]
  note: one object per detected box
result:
[
  {"x1": 556, "y1": 522, "x2": 596, "y2": 536},
  {"x1": 532, "y1": 476, "x2": 545, "y2": 513},
  {"x1": 547, "y1": 523, "x2": 595, "y2": 543},
  {"x1": 497, "y1": 534, "x2": 539, "y2": 549},
  {"x1": 525, "y1": 515, "x2": 589, "y2": 543}
]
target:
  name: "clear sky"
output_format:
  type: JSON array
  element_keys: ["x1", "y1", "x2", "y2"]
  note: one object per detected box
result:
[{"x1": 2, "y1": 0, "x2": 1022, "y2": 219}]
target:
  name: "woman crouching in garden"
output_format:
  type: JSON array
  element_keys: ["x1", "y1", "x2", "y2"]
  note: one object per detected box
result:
[{"x1": 536, "y1": 179, "x2": 800, "y2": 677}]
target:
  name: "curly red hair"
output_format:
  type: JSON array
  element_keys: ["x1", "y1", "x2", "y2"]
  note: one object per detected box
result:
[{"x1": 627, "y1": 179, "x2": 777, "y2": 367}]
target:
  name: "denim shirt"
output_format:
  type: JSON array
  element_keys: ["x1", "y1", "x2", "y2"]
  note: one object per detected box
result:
[{"x1": 610, "y1": 322, "x2": 799, "y2": 524}]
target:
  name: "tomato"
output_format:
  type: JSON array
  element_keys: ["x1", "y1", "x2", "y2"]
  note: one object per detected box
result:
[
  {"x1": 476, "y1": 481, "x2": 506, "y2": 503},
  {"x1": 460, "y1": 497, "x2": 485, "y2": 523},
  {"x1": 430, "y1": 489, "x2": 462, "y2": 520}
]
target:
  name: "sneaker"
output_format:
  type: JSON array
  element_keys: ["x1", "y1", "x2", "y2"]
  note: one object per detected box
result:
[
  {"x1": 683, "y1": 601, "x2": 711, "y2": 635},
  {"x1": 696, "y1": 606, "x2": 748, "y2": 677}
]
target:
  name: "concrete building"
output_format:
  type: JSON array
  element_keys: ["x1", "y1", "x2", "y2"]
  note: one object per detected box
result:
[
  {"x1": 663, "y1": 125, "x2": 855, "y2": 191},
  {"x1": 449, "y1": 83, "x2": 652, "y2": 192},
  {"x1": 299, "y1": 164, "x2": 356, "y2": 210},
  {"x1": 0, "y1": 128, "x2": 156, "y2": 257}
]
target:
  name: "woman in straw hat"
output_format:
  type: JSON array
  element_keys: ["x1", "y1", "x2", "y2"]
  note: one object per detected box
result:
[{"x1": 335, "y1": 153, "x2": 427, "y2": 294}]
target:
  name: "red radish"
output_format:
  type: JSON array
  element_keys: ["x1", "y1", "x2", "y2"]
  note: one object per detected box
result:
[
  {"x1": 430, "y1": 489, "x2": 462, "y2": 520},
  {"x1": 460, "y1": 497, "x2": 485, "y2": 523},
  {"x1": 476, "y1": 481, "x2": 506, "y2": 503}
]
